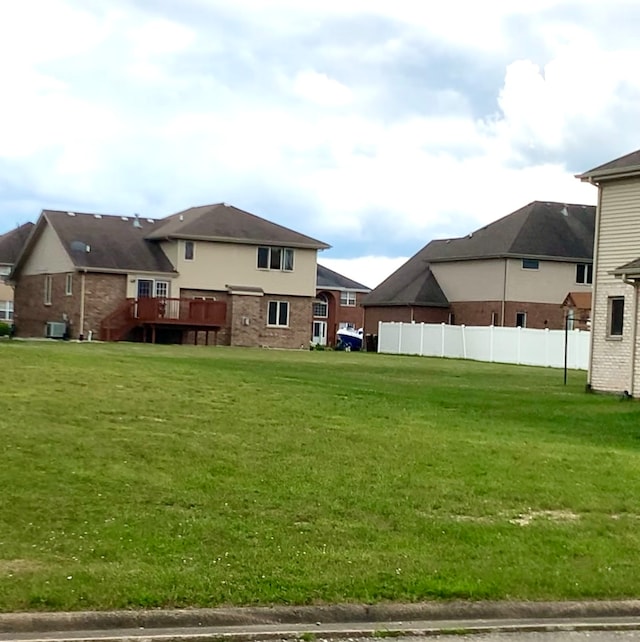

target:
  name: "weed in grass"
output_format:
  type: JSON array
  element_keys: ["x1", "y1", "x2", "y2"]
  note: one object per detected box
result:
[
  {"x1": 299, "y1": 633, "x2": 316, "y2": 641},
  {"x1": 2, "y1": 342, "x2": 640, "y2": 611},
  {"x1": 373, "y1": 630, "x2": 405, "y2": 638}
]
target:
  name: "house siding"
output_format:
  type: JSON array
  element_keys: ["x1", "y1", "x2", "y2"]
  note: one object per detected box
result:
[{"x1": 590, "y1": 178, "x2": 640, "y2": 394}]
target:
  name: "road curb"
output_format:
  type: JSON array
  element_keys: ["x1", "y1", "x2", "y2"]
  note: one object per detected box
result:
[{"x1": 2, "y1": 601, "x2": 640, "y2": 634}]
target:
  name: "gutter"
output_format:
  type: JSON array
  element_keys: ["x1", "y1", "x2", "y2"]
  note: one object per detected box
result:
[{"x1": 622, "y1": 275, "x2": 639, "y2": 397}]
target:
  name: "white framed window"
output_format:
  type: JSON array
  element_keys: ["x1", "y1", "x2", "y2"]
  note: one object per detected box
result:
[
  {"x1": 65, "y1": 273, "x2": 73, "y2": 296},
  {"x1": 155, "y1": 281, "x2": 169, "y2": 298},
  {"x1": 257, "y1": 246, "x2": 294, "y2": 271},
  {"x1": 608, "y1": 296, "x2": 624, "y2": 337},
  {"x1": 576, "y1": 263, "x2": 593, "y2": 284},
  {"x1": 44, "y1": 275, "x2": 52, "y2": 305},
  {"x1": 184, "y1": 241, "x2": 194, "y2": 261},
  {"x1": 267, "y1": 300, "x2": 289, "y2": 326},
  {"x1": 340, "y1": 291, "x2": 356, "y2": 306},
  {"x1": 0, "y1": 266, "x2": 10, "y2": 276},
  {"x1": 0, "y1": 300, "x2": 13, "y2": 321},
  {"x1": 516, "y1": 311, "x2": 527, "y2": 328},
  {"x1": 522, "y1": 259, "x2": 539, "y2": 270},
  {"x1": 313, "y1": 295, "x2": 328, "y2": 318}
]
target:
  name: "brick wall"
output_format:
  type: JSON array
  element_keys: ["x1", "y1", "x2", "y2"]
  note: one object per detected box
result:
[
  {"x1": 450, "y1": 300, "x2": 565, "y2": 329},
  {"x1": 14, "y1": 273, "x2": 81, "y2": 338},
  {"x1": 82, "y1": 273, "x2": 128, "y2": 339},
  {"x1": 315, "y1": 289, "x2": 367, "y2": 346},
  {"x1": 364, "y1": 305, "x2": 449, "y2": 336},
  {"x1": 258, "y1": 295, "x2": 312, "y2": 349}
]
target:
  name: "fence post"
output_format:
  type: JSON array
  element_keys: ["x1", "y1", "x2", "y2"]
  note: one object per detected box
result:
[
  {"x1": 517, "y1": 326, "x2": 521, "y2": 365},
  {"x1": 545, "y1": 327, "x2": 550, "y2": 367},
  {"x1": 420, "y1": 323, "x2": 425, "y2": 356},
  {"x1": 398, "y1": 322, "x2": 403, "y2": 354},
  {"x1": 377, "y1": 321, "x2": 382, "y2": 353},
  {"x1": 489, "y1": 325, "x2": 494, "y2": 362},
  {"x1": 461, "y1": 324, "x2": 467, "y2": 359},
  {"x1": 441, "y1": 323, "x2": 446, "y2": 357}
]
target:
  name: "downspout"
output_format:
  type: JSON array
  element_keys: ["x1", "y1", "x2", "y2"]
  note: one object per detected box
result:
[
  {"x1": 79, "y1": 270, "x2": 86, "y2": 340},
  {"x1": 587, "y1": 185, "x2": 603, "y2": 389},
  {"x1": 501, "y1": 258, "x2": 508, "y2": 326},
  {"x1": 623, "y1": 276, "x2": 639, "y2": 397}
]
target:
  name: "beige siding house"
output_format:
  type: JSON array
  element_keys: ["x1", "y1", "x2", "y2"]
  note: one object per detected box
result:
[
  {"x1": 363, "y1": 201, "x2": 595, "y2": 336},
  {"x1": 11, "y1": 204, "x2": 329, "y2": 348},
  {"x1": 578, "y1": 151, "x2": 640, "y2": 395}
]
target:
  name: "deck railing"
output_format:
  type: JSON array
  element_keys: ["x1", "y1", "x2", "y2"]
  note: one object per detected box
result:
[{"x1": 100, "y1": 297, "x2": 227, "y2": 341}]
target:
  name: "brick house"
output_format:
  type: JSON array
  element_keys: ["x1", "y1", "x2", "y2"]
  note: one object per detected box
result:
[
  {"x1": 312, "y1": 264, "x2": 370, "y2": 346},
  {"x1": 363, "y1": 201, "x2": 595, "y2": 336},
  {"x1": 0, "y1": 223, "x2": 34, "y2": 325},
  {"x1": 11, "y1": 204, "x2": 329, "y2": 348},
  {"x1": 578, "y1": 149, "x2": 640, "y2": 396}
]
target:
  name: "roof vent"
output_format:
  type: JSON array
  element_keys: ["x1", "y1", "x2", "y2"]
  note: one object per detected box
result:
[
  {"x1": 179, "y1": 214, "x2": 184, "y2": 221},
  {"x1": 223, "y1": 203, "x2": 230, "y2": 207},
  {"x1": 67, "y1": 211, "x2": 76, "y2": 217},
  {"x1": 121, "y1": 216, "x2": 128, "y2": 221},
  {"x1": 146, "y1": 218, "x2": 154, "y2": 223},
  {"x1": 93, "y1": 214, "x2": 102, "y2": 219},
  {"x1": 561, "y1": 206, "x2": 569, "y2": 217},
  {"x1": 468, "y1": 233, "x2": 473, "y2": 238},
  {"x1": 133, "y1": 213, "x2": 142, "y2": 229}
]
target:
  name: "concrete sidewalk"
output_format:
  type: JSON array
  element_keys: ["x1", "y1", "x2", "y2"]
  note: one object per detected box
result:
[{"x1": 2, "y1": 601, "x2": 640, "y2": 641}]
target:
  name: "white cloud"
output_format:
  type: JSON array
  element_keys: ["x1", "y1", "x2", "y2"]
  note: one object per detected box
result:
[
  {"x1": 319, "y1": 256, "x2": 408, "y2": 289},
  {"x1": 292, "y1": 70, "x2": 353, "y2": 106}
]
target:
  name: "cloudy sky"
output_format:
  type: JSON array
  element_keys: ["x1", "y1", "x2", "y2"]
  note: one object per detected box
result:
[{"x1": 1, "y1": 1, "x2": 639, "y2": 287}]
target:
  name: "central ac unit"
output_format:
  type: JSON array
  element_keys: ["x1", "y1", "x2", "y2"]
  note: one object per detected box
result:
[{"x1": 45, "y1": 321, "x2": 67, "y2": 339}]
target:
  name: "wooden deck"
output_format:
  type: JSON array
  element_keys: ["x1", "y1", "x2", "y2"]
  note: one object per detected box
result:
[{"x1": 100, "y1": 298, "x2": 227, "y2": 343}]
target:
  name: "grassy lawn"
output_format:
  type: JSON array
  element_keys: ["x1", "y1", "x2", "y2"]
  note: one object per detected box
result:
[{"x1": 1, "y1": 341, "x2": 640, "y2": 612}]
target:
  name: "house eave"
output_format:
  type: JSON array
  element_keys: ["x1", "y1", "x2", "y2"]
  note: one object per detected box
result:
[
  {"x1": 428, "y1": 253, "x2": 592, "y2": 264},
  {"x1": 578, "y1": 165, "x2": 640, "y2": 183},
  {"x1": 149, "y1": 233, "x2": 330, "y2": 250},
  {"x1": 362, "y1": 301, "x2": 449, "y2": 309}
]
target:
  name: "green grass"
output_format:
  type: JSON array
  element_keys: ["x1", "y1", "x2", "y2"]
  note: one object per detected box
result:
[{"x1": 1, "y1": 341, "x2": 640, "y2": 612}]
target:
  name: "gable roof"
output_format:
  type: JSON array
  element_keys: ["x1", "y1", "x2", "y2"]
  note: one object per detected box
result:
[
  {"x1": 316, "y1": 264, "x2": 370, "y2": 292},
  {"x1": 0, "y1": 223, "x2": 34, "y2": 266},
  {"x1": 612, "y1": 257, "x2": 640, "y2": 279},
  {"x1": 147, "y1": 203, "x2": 330, "y2": 250},
  {"x1": 579, "y1": 149, "x2": 640, "y2": 182},
  {"x1": 563, "y1": 291, "x2": 592, "y2": 310},
  {"x1": 13, "y1": 211, "x2": 176, "y2": 276},
  {"x1": 422, "y1": 201, "x2": 595, "y2": 263},
  {"x1": 363, "y1": 200, "x2": 594, "y2": 309}
]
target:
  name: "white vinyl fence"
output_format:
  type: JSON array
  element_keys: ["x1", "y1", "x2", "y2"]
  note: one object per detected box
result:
[{"x1": 377, "y1": 322, "x2": 590, "y2": 370}]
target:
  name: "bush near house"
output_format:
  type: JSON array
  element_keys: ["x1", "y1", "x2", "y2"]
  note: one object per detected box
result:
[{"x1": 1, "y1": 342, "x2": 640, "y2": 611}]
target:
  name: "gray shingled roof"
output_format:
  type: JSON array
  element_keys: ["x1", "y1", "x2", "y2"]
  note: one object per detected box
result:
[
  {"x1": 0, "y1": 223, "x2": 34, "y2": 265},
  {"x1": 147, "y1": 203, "x2": 330, "y2": 249},
  {"x1": 612, "y1": 257, "x2": 640, "y2": 277},
  {"x1": 317, "y1": 264, "x2": 370, "y2": 291},
  {"x1": 579, "y1": 149, "x2": 640, "y2": 180},
  {"x1": 362, "y1": 256, "x2": 449, "y2": 308},
  {"x1": 363, "y1": 201, "x2": 594, "y2": 308},
  {"x1": 423, "y1": 201, "x2": 595, "y2": 263},
  {"x1": 43, "y1": 211, "x2": 176, "y2": 273}
]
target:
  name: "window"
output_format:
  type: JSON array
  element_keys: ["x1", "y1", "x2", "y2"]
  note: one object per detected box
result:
[
  {"x1": 516, "y1": 311, "x2": 527, "y2": 328},
  {"x1": 0, "y1": 300, "x2": 13, "y2": 321},
  {"x1": 576, "y1": 263, "x2": 593, "y2": 284},
  {"x1": 267, "y1": 300, "x2": 289, "y2": 326},
  {"x1": 65, "y1": 273, "x2": 73, "y2": 296},
  {"x1": 184, "y1": 241, "x2": 194, "y2": 261},
  {"x1": 155, "y1": 281, "x2": 169, "y2": 298},
  {"x1": 491, "y1": 311, "x2": 499, "y2": 326},
  {"x1": 257, "y1": 246, "x2": 294, "y2": 271},
  {"x1": 44, "y1": 275, "x2": 52, "y2": 305},
  {"x1": 522, "y1": 259, "x2": 539, "y2": 270},
  {"x1": 448, "y1": 313, "x2": 456, "y2": 325},
  {"x1": 313, "y1": 295, "x2": 328, "y2": 318},
  {"x1": 608, "y1": 296, "x2": 624, "y2": 336},
  {"x1": 340, "y1": 291, "x2": 356, "y2": 306},
  {"x1": 0, "y1": 266, "x2": 10, "y2": 276}
]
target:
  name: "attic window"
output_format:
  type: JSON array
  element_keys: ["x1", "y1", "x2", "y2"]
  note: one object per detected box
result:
[
  {"x1": 522, "y1": 259, "x2": 539, "y2": 270},
  {"x1": 185, "y1": 241, "x2": 194, "y2": 261}
]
